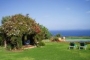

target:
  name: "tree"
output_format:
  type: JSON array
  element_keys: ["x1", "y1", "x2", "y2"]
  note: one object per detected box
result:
[
  {"x1": 0, "y1": 16, "x2": 11, "y2": 48},
  {"x1": 0, "y1": 14, "x2": 41, "y2": 50},
  {"x1": 0, "y1": 14, "x2": 52, "y2": 50},
  {"x1": 1, "y1": 16, "x2": 11, "y2": 24},
  {"x1": 39, "y1": 25, "x2": 52, "y2": 39},
  {"x1": 55, "y1": 34, "x2": 61, "y2": 37},
  {"x1": 33, "y1": 24, "x2": 52, "y2": 46}
]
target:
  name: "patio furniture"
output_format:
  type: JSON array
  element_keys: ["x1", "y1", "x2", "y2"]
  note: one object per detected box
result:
[
  {"x1": 69, "y1": 42, "x2": 77, "y2": 49},
  {"x1": 79, "y1": 42, "x2": 87, "y2": 50}
]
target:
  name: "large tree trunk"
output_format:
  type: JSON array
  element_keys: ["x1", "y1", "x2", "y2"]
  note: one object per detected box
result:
[
  {"x1": 3, "y1": 33, "x2": 7, "y2": 48},
  {"x1": 4, "y1": 40, "x2": 7, "y2": 48}
]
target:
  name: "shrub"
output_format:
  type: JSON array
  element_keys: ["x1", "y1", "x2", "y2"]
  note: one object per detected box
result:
[
  {"x1": 6, "y1": 44, "x2": 11, "y2": 51},
  {"x1": 55, "y1": 34, "x2": 61, "y2": 37},
  {"x1": 16, "y1": 37, "x2": 22, "y2": 49},
  {"x1": 6, "y1": 36, "x2": 22, "y2": 50},
  {"x1": 38, "y1": 42, "x2": 45, "y2": 46},
  {"x1": 50, "y1": 37, "x2": 59, "y2": 42}
]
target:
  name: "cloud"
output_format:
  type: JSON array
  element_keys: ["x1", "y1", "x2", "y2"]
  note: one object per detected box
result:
[{"x1": 86, "y1": 11, "x2": 90, "y2": 13}]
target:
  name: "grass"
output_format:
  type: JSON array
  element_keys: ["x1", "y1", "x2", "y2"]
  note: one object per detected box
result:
[{"x1": 0, "y1": 41, "x2": 90, "y2": 60}]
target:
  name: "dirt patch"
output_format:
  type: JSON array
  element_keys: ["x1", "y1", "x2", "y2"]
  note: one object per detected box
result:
[
  {"x1": 10, "y1": 45, "x2": 36, "y2": 52},
  {"x1": 22, "y1": 45, "x2": 36, "y2": 49}
]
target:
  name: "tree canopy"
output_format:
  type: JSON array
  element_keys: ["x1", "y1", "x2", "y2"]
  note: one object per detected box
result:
[
  {"x1": 1, "y1": 14, "x2": 40, "y2": 37},
  {"x1": 0, "y1": 14, "x2": 51, "y2": 50}
]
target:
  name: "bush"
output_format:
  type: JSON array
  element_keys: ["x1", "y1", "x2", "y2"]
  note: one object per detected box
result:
[
  {"x1": 55, "y1": 34, "x2": 61, "y2": 37},
  {"x1": 16, "y1": 37, "x2": 22, "y2": 49},
  {"x1": 50, "y1": 37, "x2": 59, "y2": 42},
  {"x1": 6, "y1": 36, "x2": 22, "y2": 50},
  {"x1": 38, "y1": 42, "x2": 45, "y2": 46},
  {"x1": 6, "y1": 44, "x2": 11, "y2": 51}
]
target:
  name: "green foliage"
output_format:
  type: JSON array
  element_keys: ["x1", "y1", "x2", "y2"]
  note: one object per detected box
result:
[
  {"x1": 33, "y1": 24, "x2": 51, "y2": 46},
  {"x1": 50, "y1": 34, "x2": 61, "y2": 42},
  {"x1": 0, "y1": 14, "x2": 41, "y2": 50},
  {"x1": 39, "y1": 25, "x2": 52, "y2": 39},
  {"x1": 6, "y1": 44, "x2": 11, "y2": 50},
  {"x1": 16, "y1": 37, "x2": 22, "y2": 49},
  {"x1": 50, "y1": 36, "x2": 59, "y2": 42},
  {"x1": 55, "y1": 34, "x2": 61, "y2": 37},
  {"x1": 0, "y1": 14, "x2": 52, "y2": 50},
  {"x1": 38, "y1": 41, "x2": 45, "y2": 46},
  {"x1": 1, "y1": 14, "x2": 41, "y2": 37},
  {"x1": 1, "y1": 16, "x2": 11, "y2": 24},
  {"x1": 0, "y1": 32, "x2": 4, "y2": 46},
  {"x1": 0, "y1": 37, "x2": 3, "y2": 46},
  {"x1": 6, "y1": 36, "x2": 22, "y2": 50}
]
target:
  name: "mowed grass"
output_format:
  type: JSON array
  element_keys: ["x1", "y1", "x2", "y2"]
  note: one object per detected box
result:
[{"x1": 0, "y1": 41, "x2": 90, "y2": 60}]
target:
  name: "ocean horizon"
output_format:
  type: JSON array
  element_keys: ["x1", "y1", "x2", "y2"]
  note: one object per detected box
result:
[{"x1": 49, "y1": 30, "x2": 90, "y2": 36}]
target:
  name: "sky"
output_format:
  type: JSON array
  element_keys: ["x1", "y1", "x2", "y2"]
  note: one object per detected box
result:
[{"x1": 0, "y1": 0, "x2": 90, "y2": 30}]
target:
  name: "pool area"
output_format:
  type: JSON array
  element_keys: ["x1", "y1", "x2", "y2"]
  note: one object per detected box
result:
[{"x1": 65, "y1": 39, "x2": 90, "y2": 42}]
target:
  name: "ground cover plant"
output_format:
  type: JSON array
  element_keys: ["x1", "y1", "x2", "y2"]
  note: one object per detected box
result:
[{"x1": 0, "y1": 40, "x2": 90, "y2": 60}]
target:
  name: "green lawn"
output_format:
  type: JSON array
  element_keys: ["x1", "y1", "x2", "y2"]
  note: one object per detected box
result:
[{"x1": 0, "y1": 41, "x2": 90, "y2": 60}]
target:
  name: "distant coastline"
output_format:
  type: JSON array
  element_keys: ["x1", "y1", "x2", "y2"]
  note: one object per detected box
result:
[{"x1": 50, "y1": 30, "x2": 90, "y2": 36}]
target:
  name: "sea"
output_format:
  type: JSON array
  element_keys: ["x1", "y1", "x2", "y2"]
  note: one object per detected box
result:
[{"x1": 50, "y1": 30, "x2": 90, "y2": 36}]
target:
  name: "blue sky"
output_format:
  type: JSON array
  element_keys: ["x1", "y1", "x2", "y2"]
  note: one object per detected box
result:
[{"x1": 0, "y1": 0, "x2": 90, "y2": 30}]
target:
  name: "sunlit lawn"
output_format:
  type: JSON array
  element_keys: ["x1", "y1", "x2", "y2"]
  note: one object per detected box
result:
[{"x1": 0, "y1": 41, "x2": 90, "y2": 60}]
